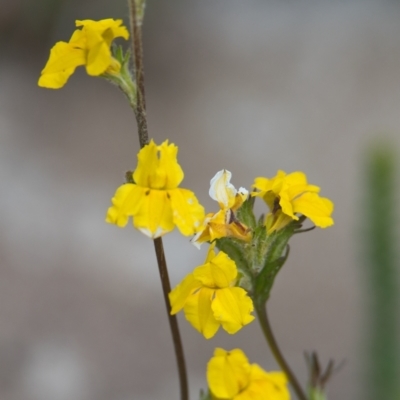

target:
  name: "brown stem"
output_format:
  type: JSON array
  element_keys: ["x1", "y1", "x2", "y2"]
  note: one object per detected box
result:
[
  {"x1": 128, "y1": 2, "x2": 189, "y2": 400},
  {"x1": 255, "y1": 304, "x2": 307, "y2": 400},
  {"x1": 128, "y1": 0, "x2": 149, "y2": 148},
  {"x1": 153, "y1": 238, "x2": 189, "y2": 400}
]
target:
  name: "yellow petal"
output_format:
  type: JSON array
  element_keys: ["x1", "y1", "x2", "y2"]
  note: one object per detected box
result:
[
  {"x1": 158, "y1": 141, "x2": 184, "y2": 189},
  {"x1": 133, "y1": 140, "x2": 184, "y2": 190},
  {"x1": 252, "y1": 176, "x2": 272, "y2": 193},
  {"x1": 236, "y1": 367, "x2": 290, "y2": 400},
  {"x1": 269, "y1": 170, "x2": 287, "y2": 194},
  {"x1": 207, "y1": 357, "x2": 241, "y2": 398},
  {"x1": 207, "y1": 348, "x2": 251, "y2": 398},
  {"x1": 284, "y1": 171, "x2": 307, "y2": 186},
  {"x1": 169, "y1": 273, "x2": 201, "y2": 314},
  {"x1": 193, "y1": 251, "x2": 237, "y2": 288},
  {"x1": 266, "y1": 211, "x2": 293, "y2": 234},
  {"x1": 133, "y1": 140, "x2": 159, "y2": 187},
  {"x1": 292, "y1": 192, "x2": 334, "y2": 228},
  {"x1": 278, "y1": 189, "x2": 296, "y2": 219},
  {"x1": 231, "y1": 188, "x2": 249, "y2": 211},
  {"x1": 191, "y1": 225, "x2": 212, "y2": 248},
  {"x1": 212, "y1": 287, "x2": 255, "y2": 334},
  {"x1": 169, "y1": 188, "x2": 205, "y2": 236},
  {"x1": 205, "y1": 242, "x2": 217, "y2": 263},
  {"x1": 207, "y1": 210, "x2": 232, "y2": 240},
  {"x1": 262, "y1": 191, "x2": 276, "y2": 211},
  {"x1": 192, "y1": 209, "x2": 250, "y2": 247},
  {"x1": 133, "y1": 189, "x2": 174, "y2": 237},
  {"x1": 38, "y1": 41, "x2": 86, "y2": 88},
  {"x1": 227, "y1": 219, "x2": 252, "y2": 242},
  {"x1": 76, "y1": 19, "x2": 129, "y2": 45},
  {"x1": 183, "y1": 288, "x2": 220, "y2": 339},
  {"x1": 84, "y1": 27, "x2": 112, "y2": 76},
  {"x1": 69, "y1": 27, "x2": 86, "y2": 46},
  {"x1": 106, "y1": 183, "x2": 144, "y2": 227}
]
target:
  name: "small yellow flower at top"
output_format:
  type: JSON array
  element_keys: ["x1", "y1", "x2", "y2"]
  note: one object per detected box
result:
[
  {"x1": 106, "y1": 140, "x2": 205, "y2": 238},
  {"x1": 38, "y1": 19, "x2": 129, "y2": 89},
  {"x1": 207, "y1": 348, "x2": 290, "y2": 400},
  {"x1": 169, "y1": 244, "x2": 254, "y2": 339},
  {"x1": 252, "y1": 170, "x2": 334, "y2": 233},
  {"x1": 192, "y1": 170, "x2": 251, "y2": 248}
]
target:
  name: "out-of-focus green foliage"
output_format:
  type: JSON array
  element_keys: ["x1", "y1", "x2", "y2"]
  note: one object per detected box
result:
[{"x1": 361, "y1": 142, "x2": 400, "y2": 400}]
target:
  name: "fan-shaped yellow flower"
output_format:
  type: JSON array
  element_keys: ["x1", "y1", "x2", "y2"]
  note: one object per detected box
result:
[
  {"x1": 169, "y1": 246, "x2": 254, "y2": 339},
  {"x1": 207, "y1": 348, "x2": 290, "y2": 400},
  {"x1": 192, "y1": 170, "x2": 251, "y2": 248},
  {"x1": 106, "y1": 140, "x2": 205, "y2": 238},
  {"x1": 252, "y1": 170, "x2": 334, "y2": 233},
  {"x1": 38, "y1": 19, "x2": 129, "y2": 89}
]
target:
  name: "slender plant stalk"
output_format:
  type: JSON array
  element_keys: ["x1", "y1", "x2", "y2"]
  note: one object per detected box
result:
[
  {"x1": 128, "y1": 0, "x2": 149, "y2": 148},
  {"x1": 153, "y1": 237, "x2": 189, "y2": 400},
  {"x1": 255, "y1": 304, "x2": 307, "y2": 400},
  {"x1": 128, "y1": 2, "x2": 189, "y2": 400}
]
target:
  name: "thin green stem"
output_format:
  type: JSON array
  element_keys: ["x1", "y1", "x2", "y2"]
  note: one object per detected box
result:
[
  {"x1": 127, "y1": 2, "x2": 189, "y2": 400},
  {"x1": 255, "y1": 304, "x2": 307, "y2": 400}
]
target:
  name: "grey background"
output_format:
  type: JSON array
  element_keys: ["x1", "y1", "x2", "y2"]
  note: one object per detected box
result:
[{"x1": 1, "y1": 0, "x2": 400, "y2": 399}]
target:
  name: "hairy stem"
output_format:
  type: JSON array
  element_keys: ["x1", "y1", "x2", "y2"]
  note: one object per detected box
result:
[
  {"x1": 255, "y1": 304, "x2": 307, "y2": 400},
  {"x1": 128, "y1": 0, "x2": 149, "y2": 148},
  {"x1": 128, "y1": 2, "x2": 189, "y2": 400}
]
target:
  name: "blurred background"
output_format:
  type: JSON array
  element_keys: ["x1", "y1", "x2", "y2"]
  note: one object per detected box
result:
[{"x1": 1, "y1": 0, "x2": 400, "y2": 399}]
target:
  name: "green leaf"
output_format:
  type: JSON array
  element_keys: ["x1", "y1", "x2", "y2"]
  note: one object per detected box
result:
[{"x1": 254, "y1": 245, "x2": 290, "y2": 305}]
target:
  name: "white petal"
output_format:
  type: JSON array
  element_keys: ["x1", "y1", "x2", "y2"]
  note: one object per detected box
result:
[
  {"x1": 190, "y1": 234, "x2": 202, "y2": 249},
  {"x1": 238, "y1": 187, "x2": 249, "y2": 196},
  {"x1": 209, "y1": 169, "x2": 236, "y2": 207}
]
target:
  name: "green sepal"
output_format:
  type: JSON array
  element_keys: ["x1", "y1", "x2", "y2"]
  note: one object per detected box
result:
[
  {"x1": 257, "y1": 213, "x2": 265, "y2": 228},
  {"x1": 113, "y1": 44, "x2": 123, "y2": 63},
  {"x1": 111, "y1": 44, "x2": 131, "y2": 68},
  {"x1": 252, "y1": 224, "x2": 269, "y2": 271},
  {"x1": 263, "y1": 224, "x2": 294, "y2": 265},
  {"x1": 236, "y1": 196, "x2": 256, "y2": 230},
  {"x1": 254, "y1": 244, "x2": 290, "y2": 306}
]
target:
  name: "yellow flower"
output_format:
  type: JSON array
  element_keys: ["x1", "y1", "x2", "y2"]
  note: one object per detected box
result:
[
  {"x1": 207, "y1": 348, "x2": 290, "y2": 400},
  {"x1": 169, "y1": 246, "x2": 254, "y2": 339},
  {"x1": 38, "y1": 19, "x2": 129, "y2": 89},
  {"x1": 106, "y1": 140, "x2": 205, "y2": 238},
  {"x1": 192, "y1": 170, "x2": 251, "y2": 248},
  {"x1": 252, "y1": 170, "x2": 334, "y2": 233}
]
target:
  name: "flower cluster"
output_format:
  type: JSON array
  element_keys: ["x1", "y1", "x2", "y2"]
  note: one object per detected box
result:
[
  {"x1": 192, "y1": 170, "x2": 251, "y2": 248},
  {"x1": 38, "y1": 18, "x2": 335, "y2": 398},
  {"x1": 207, "y1": 348, "x2": 290, "y2": 400},
  {"x1": 169, "y1": 244, "x2": 254, "y2": 339},
  {"x1": 38, "y1": 19, "x2": 129, "y2": 89},
  {"x1": 252, "y1": 170, "x2": 334, "y2": 233}
]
